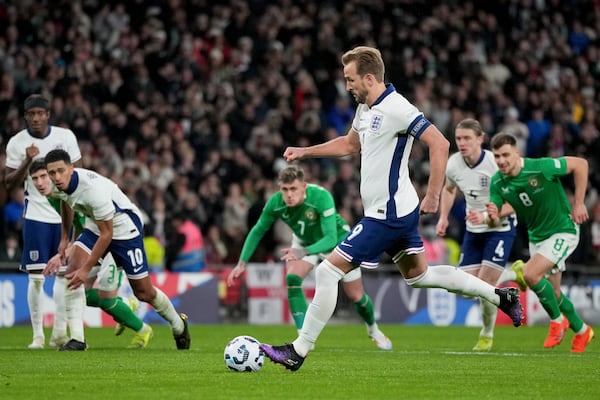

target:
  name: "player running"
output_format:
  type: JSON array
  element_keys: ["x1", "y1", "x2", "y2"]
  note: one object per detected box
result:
[
  {"x1": 487, "y1": 132, "x2": 593, "y2": 352},
  {"x1": 227, "y1": 165, "x2": 392, "y2": 350}
]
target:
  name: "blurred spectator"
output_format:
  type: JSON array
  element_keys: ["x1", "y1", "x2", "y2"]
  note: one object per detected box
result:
[
  {"x1": 3, "y1": 186, "x2": 24, "y2": 236},
  {"x1": 327, "y1": 95, "x2": 354, "y2": 136},
  {"x1": 144, "y1": 229, "x2": 165, "y2": 273},
  {"x1": 0, "y1": 231, "x2": 21, "y2": 264},
  {"x1": 164, "y1": 212, "x2": 206, "y2": 272},
  {"x1": 204, "y1": 224, "x2": 229, "y2": 265},
  {"x1": 481, "y1": 52, "x2": 511, "y2": 95},
  {"x1": 498, "y1": 107, "x2": 529, "y2": 155},
  {"x1": 526, "y1": 108, "x2": 552, "y2": 157},
  {"x1": 222, "y1": 182, "x2": 249, "y2": 248}
]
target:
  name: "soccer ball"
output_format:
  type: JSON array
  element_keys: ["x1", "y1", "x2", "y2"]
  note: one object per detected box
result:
[{"x1": 224, "y1": 335, "x2": 264, "y2": 372}]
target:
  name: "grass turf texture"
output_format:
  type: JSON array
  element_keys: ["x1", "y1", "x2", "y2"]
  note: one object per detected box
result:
[{"x1": 0, "y1": 324, "x2": 598, "y2": 400}]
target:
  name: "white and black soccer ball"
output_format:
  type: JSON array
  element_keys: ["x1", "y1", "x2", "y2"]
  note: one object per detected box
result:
[{"x1": 224, "y1": 335, "x2": 264, "y2": 372}]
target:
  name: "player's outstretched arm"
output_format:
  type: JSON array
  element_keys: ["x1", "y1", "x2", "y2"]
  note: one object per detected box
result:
[{"x1": 283, "y1": 130, "x2": 360, "y2": 161}]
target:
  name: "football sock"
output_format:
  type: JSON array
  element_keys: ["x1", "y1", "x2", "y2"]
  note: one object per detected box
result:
[
  {"x1": 85, "y1": 287, "x2": 100, "y2": 307},
  {"x1": 406, "y1": 265, "x2": 500, "y2": 306},
  {"x1": 138, "y1": 323, "x2": 152, "y2": 334},
  {"x1": 557, "y1": 292, "x2": 584, "y2": 332},
  {"x1": 28, "y1": 274, "x2": 45, "y2": 341},
  {"x1": 66, "y1": 285, "x2": 86, "y2": 342},
  {"x1": 94, "y1": 292, "x2": 144, "y2": 332},
  {"x1": 150, "y1": 287, "x2": 184, "y2": 334},
  {"x1": 294, "y1": 260, "x2": 344, "y2": 357},
  {"x1": 530, "y1": 278, "x2": 561, "y2": 319},
  {"x1": 480, "y1": 297, "x2": 497, "y2": 338},
  {"x1": 500, "y1": 269, "x2": 517, "y2": 283},
  {"x1": 52, "y1": 276, "x2": 68, "y2": 337},
  {"x1": 353, "y1": 293, "x2": 375, "y2": 326},
  {"x1": 286, "y1": 274, "x2": 307, "y2": 330}
]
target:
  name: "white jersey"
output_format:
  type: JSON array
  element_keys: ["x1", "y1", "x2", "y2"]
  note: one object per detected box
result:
[
  {"x1": 52, "y1": 168, "x2": 143, "y2": 240},
  {"x1": 5, "y1": 126, "x2": 81, "y2": 223},
  {"x1": 352, "y1": 84, "x2": 427, "y2": 220},
  {"x1": 446, "y1": 149, "x2": 512, "y2": 233}
]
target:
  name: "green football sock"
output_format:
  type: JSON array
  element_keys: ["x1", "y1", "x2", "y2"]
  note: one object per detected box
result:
[
  {"x1": 85, "y1": 288, "x2": 100, "y2": 307},
  {"x1": 286, "y1": 274, "x2": 307, "y2": 330},
  {"x1": 353, "y1": 293, "x2": 375, "y2": 326},
  {"x1": 530, "y1": 278, "x2": 561, "y2": 320},
  {"x1": 558, "y1": 292, "x2": 584, "y2": 332},
  {"x1": 97, "y1": 296, "x2": 143, "y2": 332},
  {"x1": 87, "y1": 288, "x2": 143, "y2": 331}
]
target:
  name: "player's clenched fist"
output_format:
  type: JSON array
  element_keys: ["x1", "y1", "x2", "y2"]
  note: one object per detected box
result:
[{"x1": 283, "y1": 147, "x2": 306, "y2": 161}]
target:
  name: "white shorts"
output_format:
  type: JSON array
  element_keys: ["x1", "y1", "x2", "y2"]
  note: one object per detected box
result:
[
  {"x1": 291, "y1": 234, "x2": 361, "y2": 283},
  {"x1": 86, "y1": 253, "x2": 123, "y2": 292},
  {"x1": 530, "y1": 228, "x2": 579, "y2": 275}
]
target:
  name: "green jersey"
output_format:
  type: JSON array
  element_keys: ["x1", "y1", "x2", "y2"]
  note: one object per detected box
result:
[
  {"x1": 47, "y1": 196, "x2": 86, "y2": 235},
  {"x1": 489, "y1": 157, "x2": 576, "y2": 243},
  {"x1": 239, "y1": 184, "x2": 350, "y2": 262}
]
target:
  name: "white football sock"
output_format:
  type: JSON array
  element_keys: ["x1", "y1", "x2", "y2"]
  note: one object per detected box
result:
[
  {"x1": 28, "y1": 274, "x2": 45, "y2": 341},
  {"x1": 497, "y1": 269, "x2": 517, "y2": 285},
  {"x1": 150, "y1": 287, "x2": 184, "y2": 334},
  {"x1": 293, "y1": 260, "x2": 344, "y2": 357},
  {"x1": 366, "y1": 322, "x2": 380, "y2": 336},
  {"x1": 66, "y1": 285, "x2": 86, "y2": 342},
  {"x1": 406, "y1": 265, "x2": 499, "y2": 306},
  {"x1": 52, "y1": 276, "x2": 67, "y2": 337},
  {"x1": 480, "y1": 298, "x2": 498, "y2": 338}
]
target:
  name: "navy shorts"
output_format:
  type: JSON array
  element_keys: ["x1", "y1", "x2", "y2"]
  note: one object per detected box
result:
[
  {"x1": 75, "y1": 214, "x2": 149, "y2": 279},
  {"x1": 459, "y1": 223, "x2": 516, "y2": 271},
  {"x1": 20, "y1": 219, "x2": 62, "y2": 272},
  {"x1": 335, "y1": 207, "x2": 424, "y2": 269}
]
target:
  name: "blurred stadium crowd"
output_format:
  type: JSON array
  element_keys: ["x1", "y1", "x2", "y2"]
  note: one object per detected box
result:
[{"x1": 1, "y1": 0, "x2": 600, "y2": 270}]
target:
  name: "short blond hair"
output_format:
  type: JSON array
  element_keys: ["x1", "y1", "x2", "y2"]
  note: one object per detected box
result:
[
  {"x1": 341, "y1": 46, "x2": 385, "y2": 82},
  {"x1": 278, "y1": 165, "x2": 305, "y2": 184},
  {"x1": 456, "y1": 118, "x2": 485, "y2": 137}
]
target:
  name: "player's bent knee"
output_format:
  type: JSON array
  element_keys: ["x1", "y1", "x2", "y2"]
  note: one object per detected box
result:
[
  {"x1": 404, "y1": 268, "x2": 428, "y2": 287},
  {"x1": 286, "y1": 260, "x2": 313, "y2": 278},
  {"x1": 131, "y1": 286, "x2": 157, "y2": 303},
  {"x1": 341, "y1": 267, "x2": 362, "y2": 283},
  {"x1": 315, "y1": 260, "x2": 345, "y2": 285}
]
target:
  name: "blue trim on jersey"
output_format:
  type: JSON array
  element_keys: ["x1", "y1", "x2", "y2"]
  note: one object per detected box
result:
[
  {"x1": 26, "y1": 126, "x2": 51, "y2": 139},
  {"x1": 112, "y1": 201, "x2": 139, "y2": 222},
  {"x1": 407, "y1": 114, "x2": 431, "y2": 139},
  {"x1": 65, "y1": 170, "x2": 79, "y2": 194},
  {"x1": 371, "y1": 84, "x2": 396, "y2": 107},
  {"x1": 468, "y1": 150, "x2": 486, "y2": 169},
  {"x1": 386, "y1": 134, "x2": 409, "y2": 218}
]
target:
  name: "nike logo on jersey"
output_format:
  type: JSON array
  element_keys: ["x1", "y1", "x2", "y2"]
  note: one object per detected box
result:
[
  {"x1": 133, "y1": 266, "x2": 143, "y2": 273},
  {"x1": 340, "y1": 242, "x2": 353, "y2": 248},
  {"x1": 491, "y1": 256, "x2": 504, "y2": 262}
]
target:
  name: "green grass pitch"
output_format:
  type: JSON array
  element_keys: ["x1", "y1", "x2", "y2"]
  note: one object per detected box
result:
[{"x1": 0, "y1": 324, "x2": 598, "y2": 399}]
